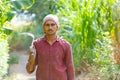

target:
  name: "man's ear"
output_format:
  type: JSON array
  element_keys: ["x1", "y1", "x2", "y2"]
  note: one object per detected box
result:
[{"x1": 57, "y1": 26, "x2": 59, "y2": 30}]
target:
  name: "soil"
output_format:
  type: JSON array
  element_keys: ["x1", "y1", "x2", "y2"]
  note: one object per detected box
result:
[{"x1": 9, "y1": 51, "x2": 36, "y2": 80}]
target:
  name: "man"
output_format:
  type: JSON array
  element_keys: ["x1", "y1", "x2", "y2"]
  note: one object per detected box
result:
[{"x1": 26, "y1": 14, "x2": 75, "y2": 80}]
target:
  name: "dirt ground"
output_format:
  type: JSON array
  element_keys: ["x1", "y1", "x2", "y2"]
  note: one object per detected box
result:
[{"x1": 8, "y1": 51, "x2": 36, "y2": 80}]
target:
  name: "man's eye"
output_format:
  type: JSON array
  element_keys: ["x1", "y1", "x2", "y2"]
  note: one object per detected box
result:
[
  {"x1": 45, "y1": 23, "x2": 55, "y2": 26},
  {"x1": 51, "y1": 24, "x2": 55, "y2": 26},
  {"x1": 45, "y1": 24, "x2": 49, "y2": 26}
]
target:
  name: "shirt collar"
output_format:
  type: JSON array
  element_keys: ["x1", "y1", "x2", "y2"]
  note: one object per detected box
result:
[{"x1": 43, "y1": 35, "x2": 60, "y2": 42}]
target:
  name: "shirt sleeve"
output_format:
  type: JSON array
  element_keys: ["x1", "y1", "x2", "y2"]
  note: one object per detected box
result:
[
  {"x1": 65, "y1": 43, "x2": 75, "y2": 80},
  {"x1": 33, "y1": 40, "x2": 38, "y2": 66}
]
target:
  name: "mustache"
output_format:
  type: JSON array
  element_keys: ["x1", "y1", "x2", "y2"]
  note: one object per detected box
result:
[{"x1": 48, "y1": 29, "x2": 53, "y2": 31}]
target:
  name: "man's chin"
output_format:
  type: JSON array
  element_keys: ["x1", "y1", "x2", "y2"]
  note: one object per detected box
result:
[{"x1": 47, "y1": 33, "x2": 56, "y2": 36}]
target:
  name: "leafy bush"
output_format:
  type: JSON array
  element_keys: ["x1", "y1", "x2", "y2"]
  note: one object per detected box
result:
[
  {"x1": 0, "y1": 0, "x2": 13, "y2": 79},
  {"x1": 8, "y1": 53, "x2": 19, "y2": 64},
  {"x1": 90, "y1": 32, "x2": 117, "y2": 79},
  {"x1": 0, "y1": 31, "x2": 9, "y2": 78},
  {"x1": 8, "y1": 31, "x2": 33, "y2": 51}
]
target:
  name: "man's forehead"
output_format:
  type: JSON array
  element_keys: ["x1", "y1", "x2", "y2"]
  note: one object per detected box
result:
[{"x1": 45, "y1": 20, "x2": 56, "y2": 24}]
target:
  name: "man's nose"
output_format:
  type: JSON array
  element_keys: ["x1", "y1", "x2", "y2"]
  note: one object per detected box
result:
[{"x1": 49, "y1": 25, "x2": 52, "y2": 29}]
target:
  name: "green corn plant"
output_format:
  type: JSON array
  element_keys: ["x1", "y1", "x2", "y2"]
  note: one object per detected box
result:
[
  {"x1": 55, "y1": 0, "x2": 119, "y2": 79},
  {"x1": 56, "y1": 0, "x2": 116, "y2": 65}
]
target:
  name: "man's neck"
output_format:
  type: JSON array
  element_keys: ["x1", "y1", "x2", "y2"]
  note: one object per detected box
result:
[{"x1": 45, "y1": 34, "x2": 57, "y2": 45}]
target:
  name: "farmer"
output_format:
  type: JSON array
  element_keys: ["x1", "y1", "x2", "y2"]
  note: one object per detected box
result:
[{"x1": 26, "y1": 14, "x2": 75, "y2": 80}]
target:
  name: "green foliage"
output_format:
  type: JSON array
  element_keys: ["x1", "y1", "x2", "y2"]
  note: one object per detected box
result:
[
  {"x1": 5, "y1": 0, "x2": 37, "y2": 50},
  {"x1": 7, "y1": 0, "x2": 56, "y2": 50},
  {"x1": 0, "y1": 0, "x2": 13, "y2": 26},
  {"x1": 0, "y1": 31, "x2": 9, "y2": 78},
  {"x1": 112, "y1": 2, "x2": 120, "y2": 40},
  {"x1": 8, "y1": 53, "x2": 19, "y2": 64},
  {"x1": 28, "y1": 0, "x2": 57, "y2": 22},
  {"x1": 55, "y1": 0, "x2": 119, "y2": 79},
  {"x1": 26, "y1": 0, "x2": 57, "y2": 35},
  {"x1": 11, "y1": 0, "x2": 35, "y2": 10},
  {"x1": 92, "y1": 32, "x2": 116, "y2": 79},
  {"x1": 0, "y1": 0, "x2": 14, "y2": 78},
  {"x1": 8, "y1": 31, "x2": 33, "y2": 50},
  {"x1": 56, "y1": 0, "x2": 116, "y2": 65}
]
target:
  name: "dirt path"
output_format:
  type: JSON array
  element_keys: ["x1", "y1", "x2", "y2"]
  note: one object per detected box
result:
[{"x1": 9, "y1": 51, "x2": 36, "y2": 80}]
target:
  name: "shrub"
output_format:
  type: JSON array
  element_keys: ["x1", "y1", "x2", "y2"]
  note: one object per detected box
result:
[
  {"x1": 0, "y1": 31, "x2": 9, "y2": 78},
  {"x1": 8, "y1": 53, "x2": 19, "y2": 64}
]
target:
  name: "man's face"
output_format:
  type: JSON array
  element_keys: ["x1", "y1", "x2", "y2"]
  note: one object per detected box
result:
[{"x1": 43, "y1": 20, "x2": 58, "y2": 36}]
